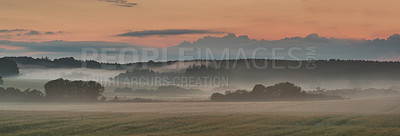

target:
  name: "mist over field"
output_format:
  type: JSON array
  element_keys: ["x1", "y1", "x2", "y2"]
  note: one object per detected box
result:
[
  {"x1": 2, "y1": 51, "x2": 400, "y2": 136},
  {"x1": 3, "y1": 59, "x2": 400, "y2": 99},
  {"x1": 3, "y1": 0, "x2": 400, "y2": 135},
  {"x1": 17, "y1": 68, "x2": 124, "y2": 80}
]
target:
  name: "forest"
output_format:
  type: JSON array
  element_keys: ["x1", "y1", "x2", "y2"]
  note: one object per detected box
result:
[
  {"x1": 0, "y1": 78, "x2": 104, "y2": 102},
  {"x1": 211, "y1": 82, "x2": 343, "y2": 101},
  {"x1": 0, "y1": 58, "x2": 19, "y2": 77}
]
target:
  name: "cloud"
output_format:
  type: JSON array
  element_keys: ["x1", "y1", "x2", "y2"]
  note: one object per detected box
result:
[
  {"x1": 45, "y1": 31, "x2": 64, "y2": 35},
  {"x1": 24, "y1": 30, "x2": 41, "y2": 36},
  {"x1": 0, "y1": 44, "x2": 25, "y2": 50},
  {"x1": 2, "y1": 33, "x2": 400, "y2": 62},
  {"x1": 117, "y1": 29, "x2": 224, "y2": 37},
  {"x1": 0, "y1": 29, "x2": 26, "y2": 33},
  {"x1": 100, "y1": 0, "x2": 137, "y2": 7},
  {"x1": 0, "y1": 40, "x2": 138, "y2": 53},
  {"x1": 24, "y1": 30, "x2": 65, "y2": 36},
  {"x1": 0, "y1": 40, "x2": 145, "y2": 60},
  {"x1": 0, "y1": 29, "x2": 65, "y2": 37},
  {"x1": 168, "y1": 33, "x2": 400, "y2": 60}
]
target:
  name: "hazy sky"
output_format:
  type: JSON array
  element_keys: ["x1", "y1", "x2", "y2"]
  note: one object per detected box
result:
[{"x1": 1, "y1": 0, "x2": 400, "y2": 47}]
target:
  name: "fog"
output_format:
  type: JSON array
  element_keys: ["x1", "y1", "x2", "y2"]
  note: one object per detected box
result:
[
  {"x1": 1, "y1": 96, "x2": 399, "y2": 114},
  {"x1": 7, "y1": 63, "x2": 400, "y2": 101},
  {"x1": 17, "y1": 68, "x2": 124, "y2": 80},
  {"x1": 2, "y1": 64, "x2": 400, "y2": 119}
]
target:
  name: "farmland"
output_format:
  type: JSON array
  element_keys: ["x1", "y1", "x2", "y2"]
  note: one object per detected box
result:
[{"x1": 1, "y1": 97, "x2": 400, "y2": 135}]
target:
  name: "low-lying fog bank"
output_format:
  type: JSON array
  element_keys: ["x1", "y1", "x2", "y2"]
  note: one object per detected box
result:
[
  {"x1": 3, "y1": 65, "x2": 400, "y2": 102},
  {"x1": 0, "y1": 96, "x2": 399, "y2": 114},
  {"x1": 17, "y1": 68, "x2": 124, "y2": 80}
]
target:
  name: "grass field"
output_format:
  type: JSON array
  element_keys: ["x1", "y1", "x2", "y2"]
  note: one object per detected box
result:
[
  {"x1": 1, "y1": 97, "x2": 400, "y2": 136},
  {"x1": 0, "y1": 111, "x2": 400, "y2": 136}
]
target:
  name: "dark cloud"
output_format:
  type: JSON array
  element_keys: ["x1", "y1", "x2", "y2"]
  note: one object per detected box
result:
[
  {"x1": 0, "y1": 29, "x2": 65, "y2": 37},
  {"x1": 0, "y1": 40, "x2": 142, "y2": 60},
  {"x1": 0, "y1": 29, "x2": 26, "y2": 33},
  {"x1": 117, "y1": 29, "x2": 224, "y2": 37},
  {"x1": 170, "y1": 33, "x2": 400, "y2": 60},
  {"x1": 100, "y1": 0, "x2": 137, "y2": 7},
  {"x1": 0, "y1": 34, "x2": 13, "y2": 39},
  {"x1": 2, "y1": 33, "x2": 400, "y2": 61},
  {"x1": 24, "y1": 30, "x2": 41, "y2": 36},
  {"x1": 45, "y1": 31, "x2": 64, "y2": 35},
  {"x1": 0, "y1": 40, "x2": 137, "y2": 53},
  {"x1": 0, "y1": 40, "x2": 141, "y2": 59}
]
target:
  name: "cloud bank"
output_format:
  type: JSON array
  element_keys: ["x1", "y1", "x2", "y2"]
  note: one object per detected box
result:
[
  {"x1": 24, "y1": 30, "x2": 41, "y2": 36},
  {"x1": 0, "y1": 29, "x2": 26, "y2": 33},
  {"x1": 167, "y1": 33, "x2": 400, "y2": 60},
  {"x1": 117, "y1": 29, "x2": 224, "y2": 37},
  {"x1": 0, "y1": 29, "x2": 65, "y2": 38},
  {"x1": 99, "y1": 0, "x2": 137, "y2": 7},
  {"x1": 2, "y1": 33, "x2": 400, "y2": 62},
  {"x1": 0, "y1": 40, "x2": 140, "y2": 60}
]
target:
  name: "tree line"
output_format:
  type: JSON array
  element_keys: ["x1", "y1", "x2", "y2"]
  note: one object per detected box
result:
[
  {"x1": 114, "y1": 59, "x2": 400, "y2": 85},
  {"x1": 309, "y1": 87, "x2": 399, "y2": 98},
  {"x1": 3, "y1": 56, "x2": 175, "y2": 70},
  {"x1": 0, "y1": 87, "x2": 44, "y2": 102},
  {"x1": 6, "y1": 56, "x2": 400, "y2": 80},
  {"x1": 5, "y1": 56, "x2": 400, "y2": 82},
  {"x1": 114, "y1": 85, "x2": 203, "y2": 96},
  {"x1": 0, "y1": 78, "x2": 104, "y2": 102},
  {"x1": 211, "y1": 82, "x2": 343, "y2": 102},
  {"x1": 0, "y1": 58, "x2": 19, "y2": 77}
]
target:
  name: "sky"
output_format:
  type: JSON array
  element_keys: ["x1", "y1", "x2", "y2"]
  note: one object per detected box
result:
[{"x1": 1, "y1": 0, "x2": 400, "y2": 61}]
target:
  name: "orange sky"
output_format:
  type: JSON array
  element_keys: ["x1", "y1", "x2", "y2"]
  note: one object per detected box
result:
[{"x1": 1, "y1": 0, "x2": 399, "y2": 47}]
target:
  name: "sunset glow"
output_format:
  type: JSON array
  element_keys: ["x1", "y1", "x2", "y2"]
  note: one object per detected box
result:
[{"x1": 1, "y1": 0, "x2": 399, "y2": 47}]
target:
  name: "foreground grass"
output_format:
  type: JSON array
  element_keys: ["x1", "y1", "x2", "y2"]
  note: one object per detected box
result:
[{"x1": 0, "y1": 111, "x2": 399, "y2": 136}]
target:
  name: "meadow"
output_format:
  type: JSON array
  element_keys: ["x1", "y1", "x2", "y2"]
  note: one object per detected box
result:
[
  {"x1": 0, "y1": 111, "x2": 400, "y2": 136},
  {"x1": 0, "y1": 97, "x2": 400, "y2": 135}
]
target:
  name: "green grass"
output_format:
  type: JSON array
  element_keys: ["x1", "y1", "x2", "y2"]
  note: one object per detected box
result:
[{"x1": 0, "y1": 111, "x2": 399, "y2": 136}]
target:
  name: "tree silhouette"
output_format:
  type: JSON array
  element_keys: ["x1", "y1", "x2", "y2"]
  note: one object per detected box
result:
[
  {"x1": 0, "y1": 76, "x2": 3, "y2": 85},
  {"x1": 211, "y1": 82, "x2": 342, "y2": 102},
  {"x1": 44, "y1": 78, "x2": 104, "y2": 102},
  {"x1": 0, "y1": 58, "x2": 19, "y2": 77},
  {"x1": 0, "y1": 87, "x2": 44, "y2": 102}
]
